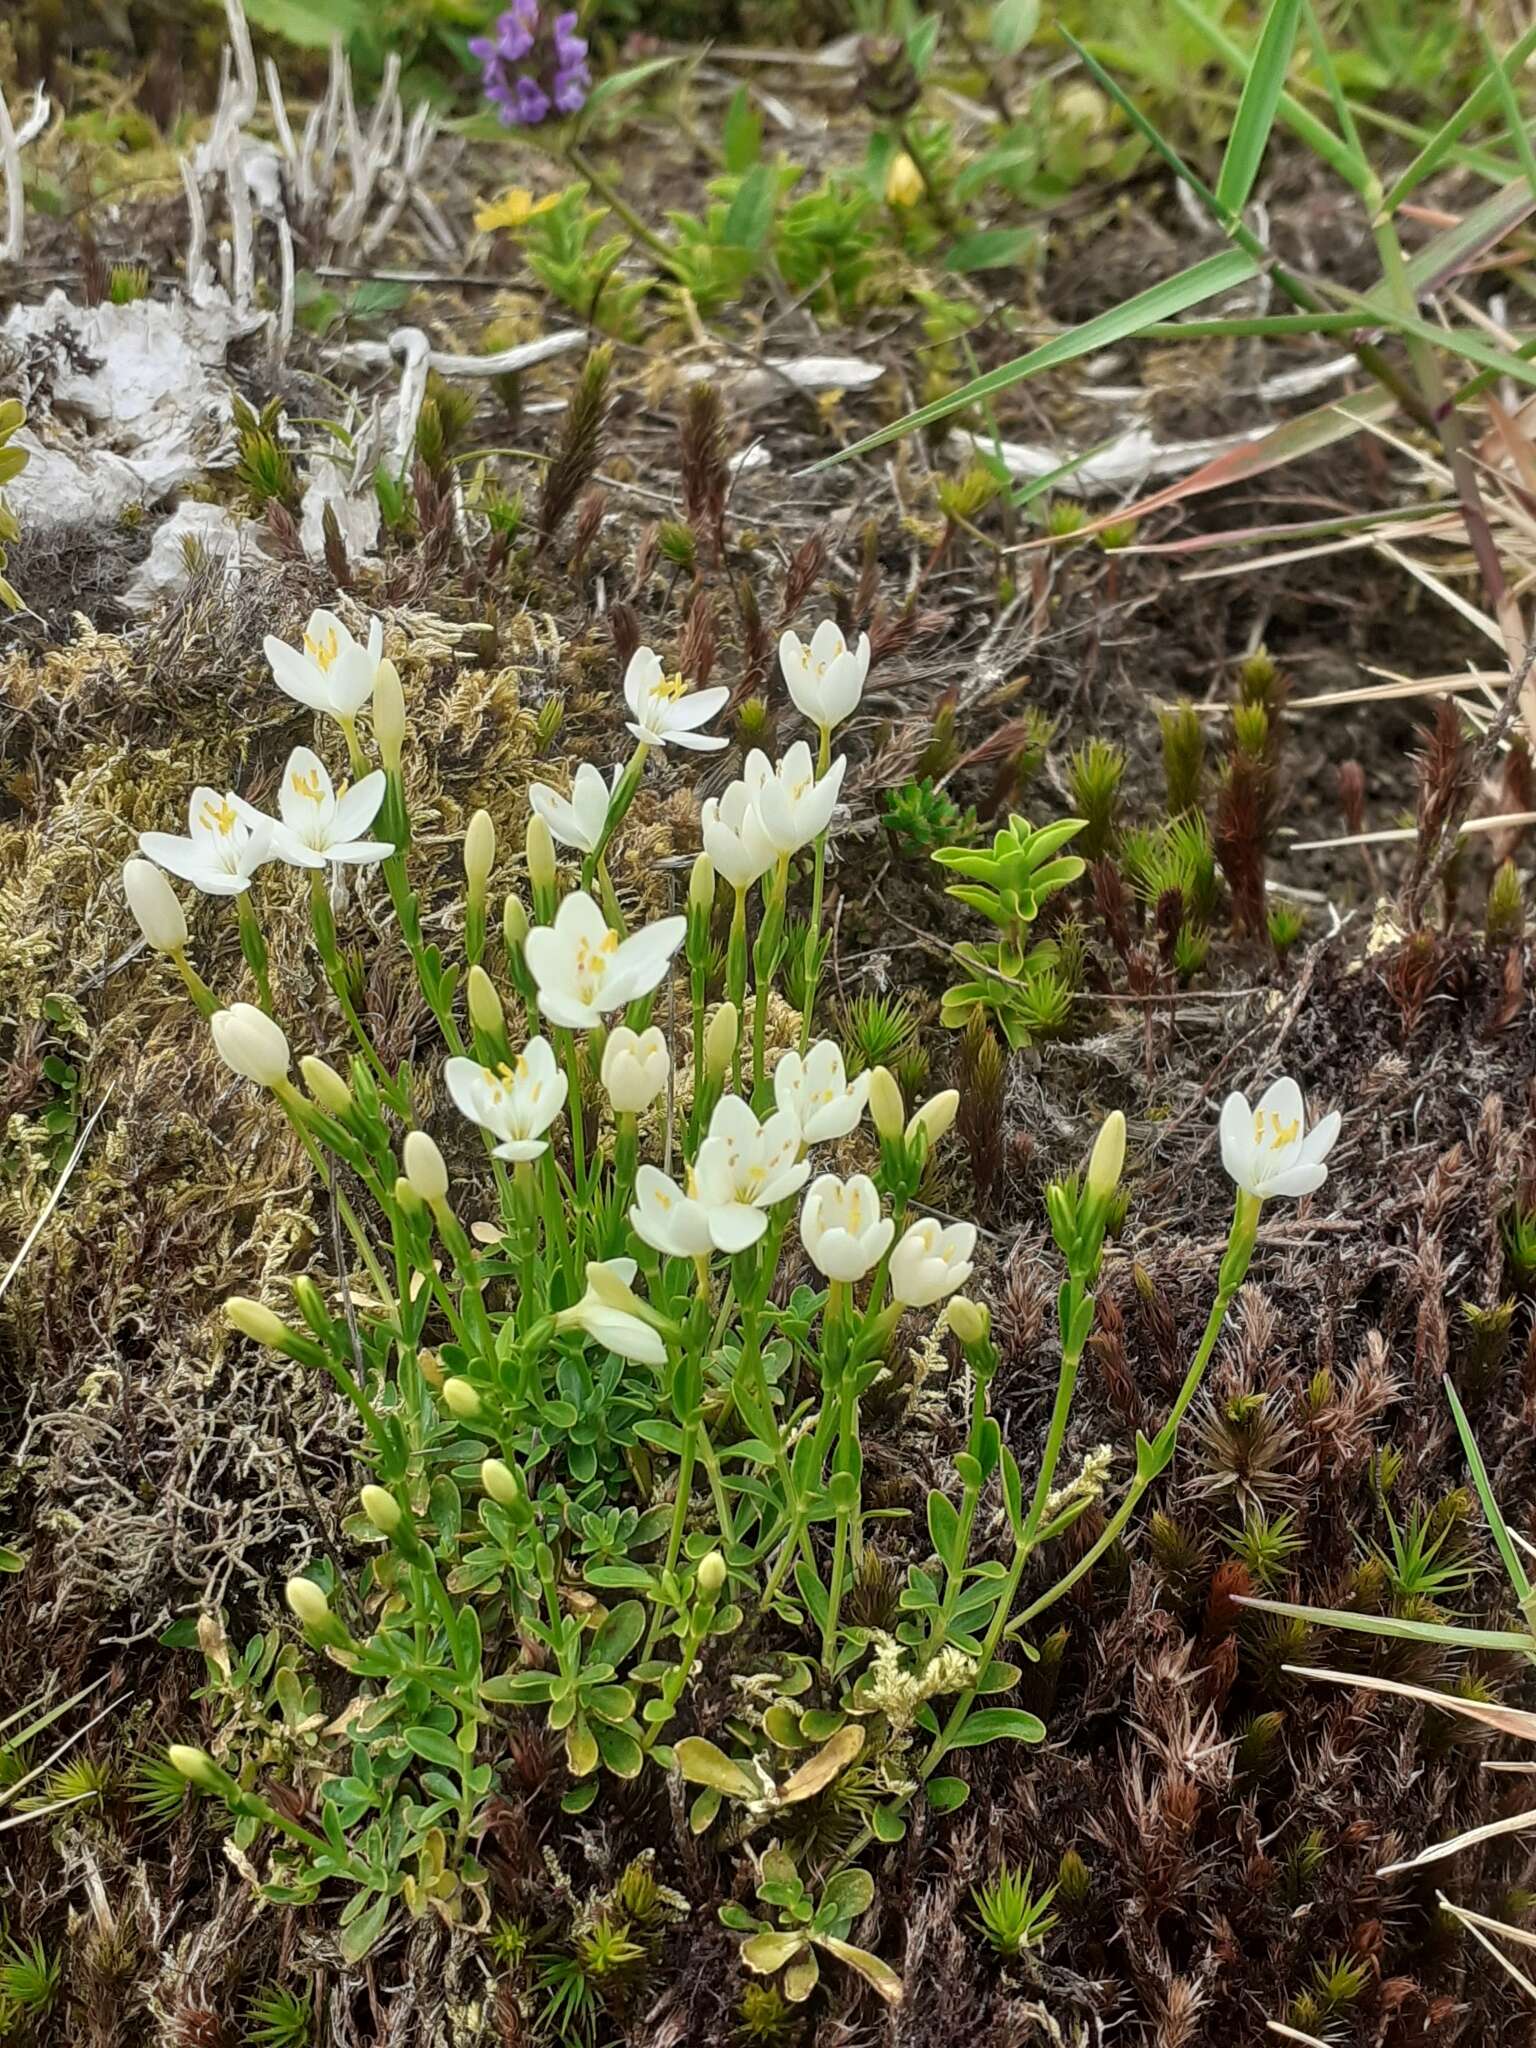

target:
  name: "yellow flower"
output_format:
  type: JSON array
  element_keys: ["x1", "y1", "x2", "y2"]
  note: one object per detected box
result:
[
  {"x1": 473, "y1": 186, "x2": 560, "y2": 233},
  {"x1": 884, "y1": 151, "x2": 924, "y2": 209}
]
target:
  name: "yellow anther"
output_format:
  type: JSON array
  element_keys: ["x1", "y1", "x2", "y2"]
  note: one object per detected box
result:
[
  {"x1": 303, "y1": 626, "x2": 340, "y2": 671},
  {"x1": 199, "y1": 796, "x2": 238, "y2": 836},
  {"x1": 290, "y1": 768, "x2": 324, "y2": 803}
]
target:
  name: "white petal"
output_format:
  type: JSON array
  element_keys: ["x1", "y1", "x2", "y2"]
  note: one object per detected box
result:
[
  {"x1": 1262, "y1": 1161, "x2": 1328, "y2": 1200},
  {"x1": 661, "y1": 727, "x2": 729, "y2": 752},
  {"x1": 138, "y1": 832, "x2": 245, "y2": 894},
  {"x1": 332, "y1": 771, "x2": 387, "y2": 840},
  {"x1": 1218, "y1": 1090, "x2": 1256, "y2": 1188},
  {"x1": 1254, "y1": 1076, "x2": 1305, "y2": 1131},
  {"x1": 326, "y1": 838, "x2": 393, "y2": 865},
  {"x1": 710, "y1": 1202, "x2": 768, "y2": 1253},
  {"x1": 1299, "y1": 1109, "x2": 1341, "y2": 1166},
  {"x1": 537, "y1": 986, "x2": 604, "y2": 1030},
  {"x1": 667, "y1": 684, "x2": 731, "y2": 732},
  {"x1": 265, "y1": 639, "x2": 334, "y2": 712}
]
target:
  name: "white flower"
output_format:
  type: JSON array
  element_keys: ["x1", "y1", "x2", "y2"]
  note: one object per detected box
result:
[
  {"x1": 211, "y1": 1003, "x2": 291, "y2": 1088},
  {"x1": 234, "y1": 748, "x2": 393, "y2": 870},
  {"x1": 692, "y1": 1094, "x2": 810, "y2": 1252},
  {"x1": 890, "y1": 1216, "x2": 976, "y2": 1307},
  {"x1": 746, "y1": 745, "x2": 846, "y2": 856},
  {"x1": 800, "y1": 1173, "x2": 893, "y2": 1283},
  {"x1": 445, "y1": 1040, "x2": 567, "y2": 1161},
  {"x1": 264, "y1": 610, "x2": 383, "y2": 721},
  {"x1": 701, "y1": 777, "x2": 777, "y2": 891},
  {"x1": 556, "y1": 1257, "x2": 668, "y2": 1365},
  {"x1": 629, "y1": 1164, "x2": 715, "y2": 1261},
  {"x1": 122, "y1": 858, "x2": 188, "y2": 953},
  {"x1": 524, "y1": 891, "x2": 687, "y2": 1030},
  {"x1": 529, "y1": 762, "x2": 618, "y2": 854},
  {"x1": 779, "y1": 620, "x2": 870, "y2": 733},
  {"x1": 1219, "y1": 1077, "x2": 1340, "y2": 1202},
  {"x1": 601, "y1": 1026, "x2": 669, "y2": 1114},
  {"x1": 623, "y1": 646, "x2": 729, "y2": 752},
  {"x1": 773, "y1": 1040, "x2": 870, "y2": 1146},
  {"x1": 139, "y1": 787, "x2": 273, "y2": 897}
]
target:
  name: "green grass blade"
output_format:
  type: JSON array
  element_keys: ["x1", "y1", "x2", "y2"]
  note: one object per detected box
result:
[
  {"x1": 1169, "y1": 0, "x2": 1370, "y2": 193},
  {"x1": 1239, "y1": 1593, "x2": 1536, "y2": 1654},
  {"x1": 1300, "y1": 0, "x2": 1362, "y2": 162},
  {"x1": 1335, "y1": 285, "x2": 1536, "y2": 393},
  {"x1": 1444, "y1": 1379, "x2": 1535, "y2": 1606},
  {"x1": 816, "y1": 247, "x2": 1258, "y2": 468},
  {"x1": 1479, "y1": 22, "x2": 1536, "y2": 202},
  {"x1": 1382, "y1": 16, "x2": 1536, "y2": 212},
  {"x1": 1060, "y1": 29, "x2": 1228, "y2": 225},
  {"x1": 1396, "y1": 174, "x2": 1536, "y2": 296},
  {"x1": 1215, "y1": 0, "x2": 1304, "y2": 213},
  {"x1": 1145, "y1": 312, "x2": 1361, "y2": 339}
]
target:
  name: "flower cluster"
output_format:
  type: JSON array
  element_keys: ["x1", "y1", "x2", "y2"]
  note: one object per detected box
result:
[{"x1": 470, "y1": 0, "x2": 590, "y2": 127}]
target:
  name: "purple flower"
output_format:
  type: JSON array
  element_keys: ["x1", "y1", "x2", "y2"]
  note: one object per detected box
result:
[{"x1": 472, "y1": 0, "x2": 591, "y2": 127}]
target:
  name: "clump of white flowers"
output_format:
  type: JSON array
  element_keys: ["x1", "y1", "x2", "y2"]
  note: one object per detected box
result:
[{"x1": 132, "y1": 601, "x2": 1342, "y2": 1980}]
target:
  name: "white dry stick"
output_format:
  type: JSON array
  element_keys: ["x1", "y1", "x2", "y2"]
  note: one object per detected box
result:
[
  {"x1": 274, "y1": 215, "x2": 295, "y2": 363},
  {"x1": 1, "y1": 85, "x2": 50, "y2": 266},
  {"x1": 180, "y1": 157, "x2": 214, "y2": 298},
  {"x1": 224, "y1": 127, "x2": 255, "y2": 316},
  {"x1": 336, "y1": 327, "x2": 589, "y2": 472}
]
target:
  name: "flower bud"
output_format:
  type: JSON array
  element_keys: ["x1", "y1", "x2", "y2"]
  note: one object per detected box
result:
[
  {"x1": 211, "y1": 1003, "x2": 291, "y2": 1088},
  {"x1": 1086, "y1": 1109, "x2": 1126, "y2": 1204},
  {"x1": 885, "y1": 149, "x2": 924, "y2": 208},
  {"x1": 947, "y1": 1296, "x2": 990, "y2": 1346},
  {"x1": 467, "y1": 964, "x2": 505, "y2": 1038},
  {"x1": 301, "y1": 1055, "x2": 353, "y2": 1118},
  {"x1": 403, "y1": 1129, "x2": 449, "y2": 1204},
  {"x1": 441, "y1": 1376, "x2": 482, "y2": 1419},
  {"x1": 689, "y1": 851, "x2": 716, "y2": 915},
  {"x1": 697, "y1": 1549, "x2": 728, "y2": 1598},
  {"x1": 526, "y1": 811, "x2": 556, "y2": 899},
  {"x1": 906, "y1": 1088, "x2": 959, "y2": 1149},
  {"x1": 868, "y1": 1065, "x2": 905, "y2": 1142},
  {"x1": 359, "y1": 1485, "x2": 402, "y2": 1535},
  {"x1": 285, "y1": 1576, "x2": 331, "y2": 1629},
  {"x1": 373, "y1": 659, "x2": 406, "y2": 775},
  {"x1": 481, "y1": 1457, "x2": 523, "y2": 1508},
  {"x1": 464, "y1": 809, "x2": 495, "y2": 905},
  {"x1": 225, "y1": 1295, "x2": 291, "y2": 1348},
  {"x1": 503, "y1": 892, "x2": 529, "y2": 950},
  {"x1": 167, "y1": 1744, "x2": 224, "y2": 1792},
  {"x1": 704, "y1": 1002, "x2": 738, "y2": 1080},
  {"x1": 123, "y1": 858, "x2": 188, "y2": 954}
]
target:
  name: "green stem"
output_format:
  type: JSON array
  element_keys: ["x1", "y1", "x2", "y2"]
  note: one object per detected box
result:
[{"x1": 565, "y1": 143, "x2": 674, "y2": 261}]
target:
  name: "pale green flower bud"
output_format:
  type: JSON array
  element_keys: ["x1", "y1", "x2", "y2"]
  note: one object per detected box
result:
[
  {"x1": 301, "y1": 1055, "x2": 353, "y2": 1117},
  {"x1": 503, "y1": 892, "x2": 529, "y2": 950},
  {"x1": 906, "y1": 1088, "x2": 959, "y2": 1149},
  {"x1": 403, "y1": 1129, "x2": 449, "y2": 1204},
  {"x1": 689, "y1": 851, "x2": 716, "y2": 914},
  {"x1": 442, "y1": 1376, "x2": 482, "y2": 1419},
  {"x1": 123, "y1": 858, "x2": 188, "y2": 954},
  {"x1": 704, "y1": 1002, "x2": 738, "y2": 1080},
  {"x1": 467, "y1": 965, "x2": 505, "y2": 1038},
  {"x1": 526, "y1": 812, "x2": 556, "y2": 899},
  {"x1": 360, "y1": 1485, "x2": 402, "y2": 1535},
  {"x1": 481, "y1": 1457, "x2": 522, "y2": 1508},
  {"x1": 285, "y1": 1577, "x2": 331, "y2": 1629},
  {"x1": 464, "y1": 809, "x2": 496, "y2": 906},
  {"x1": 697, "y1": 1549, "x2": 728, "y2": 1598},
  {"x1": 869, "y1": 1066, "x2": 905, "y2": 1143},
  {"x1": 947, "y1": 1296, "x2": 990, "y2": 1346},
  {"x1": 373, "y1": 659, "x2": 406, "y2": 775},
  {"x1": 1086, "y1": 1110, "x2": 1126, "y2": 1203},
  {"x1": 167, "y1": 1745, "x2": 224, "y2": 1792},
  {"x1": 225, "y1": 1295, "x2": 291, "y2": 1348}
]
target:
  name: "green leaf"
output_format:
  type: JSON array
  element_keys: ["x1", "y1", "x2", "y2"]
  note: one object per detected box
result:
[
  {"x1": 723, "y1": 164, "x2": 778, "y2": 250},
  {"x1": 243, "y1": 0, "x2": 367, "y2": 47},
  {"x1": 565, "y1": 1716, "x2": 599, "y2": 1777},
  {"x1": 562, "y1": 1777, "x2": 600, "y2": 1814},
  {"x1": 590, "y1": 1598, "x2": 647, "y2": 1668},
  {"x1": 1238, "y1": 1592, "x2": 1536, "y2": 1654},
  {"x1": 906, "y1": 13, "x2": 941, "y2": 74},
  {"x1": 674, "y1": 1737, "x2": 760, "y2": 1800},
  {"x1": 819, "y1": 1867, "x2": 875, "y2": 1922},
  {"x1": 1215, "y1": 0, "x2": 1303, "y2": 214},
  {"x1": 1381, "y1": 16, "x2": 1536, "y2": 211},
  {"x1": 1438, "y1": 1380, "x2": 1530, "y2": 1606},
  {"x1": 944, "y1": 228, "x2": 1037, "y2": 273},
  {"x1": 1000, "y1": 1444, "x2": 1024, "y2": 1540},
  {"x1": 821, "y1": 246, "x2": 1256, "y2": 468},
  {"x1": 742, "y1": 1930, "x2": 807, "y2": 1975},
  {"x1": 927, "y1": 1488, "x2": 962, "y2": 1570},
  {"x1": 592, "y1": 1718, "x2": 644, "y2": 1778},
  {"x1": 1168, "y1": 0, "x2": 1369, "y2": 192},
  {"x1": 869, "y1": 1802, "x2": 906, "y2": 1842},
  {"x1": 339, "y1": 1891, "x2": 391, "y2": 1964},
  {"x1": 723, "y1": 85, "x2": 763, "y2": 172},
  {"x1": 779, "y1": 1723, "x2": 865, "y2": 1803},
  {"x1": 990, "y1": 0, "x2": 1039, "y2": 54},
  {"x1": 943, "y1": 1707, "x2": 1047, "y2": 1750},
  {"x1": 584, "y1": 55, "x2": 681, "y2": 113},
  {"x1": 927, "y1": 1775, "x2": 970, "y2": 1813},
  {"x1": 813, "y1": 1935, "x2": 905, "y2": 2004}
]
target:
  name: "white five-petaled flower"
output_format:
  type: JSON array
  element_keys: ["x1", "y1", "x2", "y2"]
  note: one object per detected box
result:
[
  {"x1": 523, "y1": 891, "x2": 687, "y2": 1030},
  {"x1": 529, "y1": 762, "x2": 618, "y2": 854},
  {"x1": 444, "y1": 1040, "x2": 567, "y2": 1161},
  {"x1": 556, "y1": 1257, "x2": 668, "y2": 1365},
  {"x1": 746, "y1": 744, "x2": 847, "y2": 857},
  {"x1": 692, "y1": 1094, "x2": 810, "y2": 1252},
  {"x1": 234, "y1": 748, "x2": 392, "y2": 870},
  {"x1": 601, "y1": 1026, "x2": 670, "y2": 1114},
  {"x1": 779, "y1": 619, "x2": 871, "y2": 733},
  {"x1": 264, "y1": 610, "x2": 384, "y2": 721},
  {"x1": 1219, "y1": 1076, "x2": 1340, "y2": 1203},
  {"x1": 629, "y1": 1164, "x2": 715, "y2": 1261},
  {"x1": 622, "y1": 647, "x2": 730, "y2": 752},
  {"x1": 139, "y1": 787, "x2": 273, "y2": 897},
  {"x1": 773, "y1": 1040, "x2": 870, "y2": 1146},
  {"x1": 700, "y1": 776, "x2": 778, "y2": 891},
  {"x1": 800, "y1": 1172, "x2": 894, "y2": 1283},
  {"x1": 890, "y1": 1216, "x2": 976, "y2": 1308}
]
